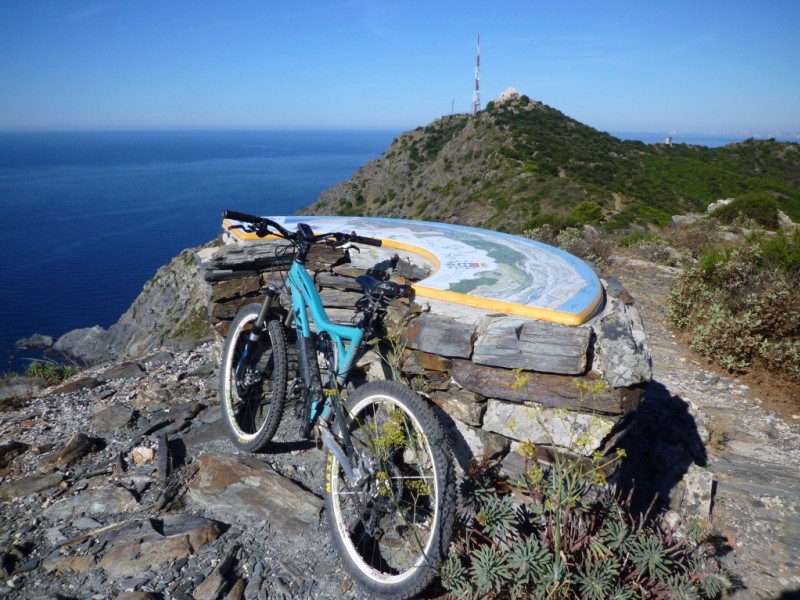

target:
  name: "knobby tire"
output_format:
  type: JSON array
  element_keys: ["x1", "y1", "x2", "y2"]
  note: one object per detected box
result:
[
  {"x1": 325, "y1": 380, "x2": 455, "y2": 600},
  {"x1": 220, "y1": 304, "x2": 288, "y2": 452}
]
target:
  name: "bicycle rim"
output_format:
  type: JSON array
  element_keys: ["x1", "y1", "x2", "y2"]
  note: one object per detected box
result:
[
  {"x1": 222, "y1": 310, "x2": 286, "y2": 447},
  {"x1": 327, "y1": 385, "x2": 446, "y2": 592}
]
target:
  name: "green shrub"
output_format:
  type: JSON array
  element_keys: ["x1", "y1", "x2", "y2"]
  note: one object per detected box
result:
[
  {"x1": 521, "y1": 213, "x2": 580, "y2": 234},
  {"x1": 710, "y1": 192, "x2": 780, "y2": 229},
  {"x1": 668, "y1": 239, "x2": 800, "y2": 380},
  {"x1": 338, "y1": 199, "x2": 364, "y2": 217},
  {"x1": 442, "y1": 449, "x2": 729, "y2": 599},
  {"x1": 23, "y1": 360, "x2": 79, "y2": 386},
  {"x1": 758, "y1": 227, "x2": 800, "y2": 272},
  {"x1": 571, "y1": 200, "x2": 604, "y2": 224},
  {"x1": 636, "y1": 204, "x2": 673, "y2": 228}
]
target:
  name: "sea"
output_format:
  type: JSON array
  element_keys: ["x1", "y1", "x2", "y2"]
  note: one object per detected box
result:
[{"x1": 0, "y1": 129, "x2": 398, "y2": 373}]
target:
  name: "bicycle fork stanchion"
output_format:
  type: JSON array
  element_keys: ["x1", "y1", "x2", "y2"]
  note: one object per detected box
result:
[{"x1": 233, "y1": 285, "x2": 281, "y2": 384}]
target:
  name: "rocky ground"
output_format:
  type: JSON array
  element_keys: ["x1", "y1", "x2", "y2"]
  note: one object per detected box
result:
[
  {"x1": 1, "y1": 254, "x2": 799, "y2": 599},
  {"x1": 610, "y1": 254, "x2": 800, "y2": 600},
  {"x1": 0, "y1": 343, "x2": 370, "y2": 600}
]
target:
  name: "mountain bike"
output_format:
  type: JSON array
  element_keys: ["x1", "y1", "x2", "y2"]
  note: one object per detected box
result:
[{"x1": 218, "y1": 210, "x2": 455, "y2": 600}]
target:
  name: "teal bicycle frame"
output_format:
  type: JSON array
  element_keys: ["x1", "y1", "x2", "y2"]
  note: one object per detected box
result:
[
  {"x1": 289, "y1": 262, "x2": 364, "y2": 384},
  {"x1": 222, "y1": 210, "x2": 394, "y2": 481},
  {"x1": 286, "y1": 243, "x2": 374, "y2": 452},
  {"x1": 281, "y1": 242, "x2": 386, "y2": 480}
]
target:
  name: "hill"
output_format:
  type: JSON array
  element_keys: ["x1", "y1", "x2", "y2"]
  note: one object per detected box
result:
[{"x1": 300, "y1": 93, "x2": 800, "y2": 233}]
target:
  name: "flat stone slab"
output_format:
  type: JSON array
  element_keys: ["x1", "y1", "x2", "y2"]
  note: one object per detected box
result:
[
  {"x1": 0, "y1": 472, "x2": 64, "y2": 499},
  {"x1": 42, "y1": 515, "x2": 222, "y2": 579},
  {"x1": 98, "y1": 515, "x2": 221, "y2": 579},
  {"x1": 42, "y1": 480, "x2": 140, "y2": 520},
  {"x1": 187, "y1": 452, "x2": 323, "y2": 541},
  {"x1": 482, "y1": 399, "x2": 615, "y2": 456},
  {"x1": 91, "y1": 404, "x2": 135, "y2": 432}
]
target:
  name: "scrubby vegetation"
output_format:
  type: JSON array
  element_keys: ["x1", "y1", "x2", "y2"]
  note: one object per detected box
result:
[
  {"x1": 304, "y1": 95, "x2": 800, "y2": 234},
  {"x1": 21, "y1": 359, "x2": 79, "y2": 386},
  {"x1": 441, "y1": 385, "x2": 730, "y2": 599},
  {"x1": 524, "y1": 212, "x2": 800, "y2": 388},
  {"x1": 171, "y1": 305, "x2": 212, "y2": 343},
  {"x1": 443, "y1": 457, "x2": 729, "y2": 599},
  {"x1": 709, "y1": 192, "x2": 781, "y2": 229},
  {"x1": 438, "y1": 383, "x2": 731, "y2": 599},
  {"x1": 522, "y1": 224, "x2": 614, "y2": 270},
  {"x1": 668, "y1": 229, "x2": 800, "y2": 382}
]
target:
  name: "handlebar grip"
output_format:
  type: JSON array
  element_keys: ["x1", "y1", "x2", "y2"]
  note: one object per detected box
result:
[
  {"x1": 222, "y1": 209, "x2": 260, "y2": 223},
  {"x1": 351, "y1": 234, "x2": 382, "y2": 247}
]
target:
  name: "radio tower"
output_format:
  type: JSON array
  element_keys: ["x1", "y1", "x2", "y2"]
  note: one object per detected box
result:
[{"x1": 472, "y1": 34, "x2": 481, "y2": 115}]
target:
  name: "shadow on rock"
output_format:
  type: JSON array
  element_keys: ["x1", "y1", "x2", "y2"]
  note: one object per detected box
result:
[
  {"x1": 772, "y1": 591, "x2": 800, "y2": 600},
  {"x1": 262, "y1": 439, "x2": 316, "y2": 454},
  {"x1": 611, "y1": 379, "x2": 708, "y2": 514}
]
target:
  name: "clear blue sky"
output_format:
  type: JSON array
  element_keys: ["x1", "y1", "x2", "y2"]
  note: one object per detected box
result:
[{"x1": 1, "y1": 1, "x2": 798, "y2": 138}]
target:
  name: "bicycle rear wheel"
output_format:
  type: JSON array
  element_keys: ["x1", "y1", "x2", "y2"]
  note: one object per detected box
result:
[
  {"x1": 220, "y1": 304, "x2": 288, "y2": 452},
  {"x1": 325, "y1": 380, "x2": 455, "y2": 600}
]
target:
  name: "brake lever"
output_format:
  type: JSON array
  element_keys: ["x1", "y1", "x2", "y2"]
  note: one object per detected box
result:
[{"x1": 337, "y1": 241, "x2": 360, "y2": 253}]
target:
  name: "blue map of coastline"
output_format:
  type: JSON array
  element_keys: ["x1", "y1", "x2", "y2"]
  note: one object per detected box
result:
[
  {"x1": 0, "y1": 130, "x2": 396, "y2": 371},
  {"x1": 278, "y1": 215, "x2": 601, "y2": 319}
]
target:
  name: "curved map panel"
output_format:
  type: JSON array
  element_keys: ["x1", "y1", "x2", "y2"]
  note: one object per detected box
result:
[{"x1": 223, "y1": 216, "x2": 604, "y2": 326}]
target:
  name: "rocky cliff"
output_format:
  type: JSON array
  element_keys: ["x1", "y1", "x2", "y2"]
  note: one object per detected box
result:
[{"x1": 46, "y1": 248, "x2": 213, "y2": 366}]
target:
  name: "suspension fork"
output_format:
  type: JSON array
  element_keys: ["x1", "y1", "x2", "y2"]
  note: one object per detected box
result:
[{"x1": 234, "y1": 285, "x2": 281, "y2": 382}]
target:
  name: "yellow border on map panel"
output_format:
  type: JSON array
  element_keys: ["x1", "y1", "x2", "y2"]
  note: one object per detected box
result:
[
  {"x1": 223, "y1": 220, "x2": 601, "y2": 326},
  {"x1": 378, "y1": 239, "x2": 597, "y2": 326}
]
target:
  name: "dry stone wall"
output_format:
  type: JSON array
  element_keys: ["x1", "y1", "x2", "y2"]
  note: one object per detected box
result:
[{"x1": 197, "y1": 235, "x2": 652, "y2": 470}]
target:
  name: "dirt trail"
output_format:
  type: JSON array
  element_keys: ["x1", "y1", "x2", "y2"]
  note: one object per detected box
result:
[{"x1": 610, "y1": 254, "x2": 800, "y2": 599}]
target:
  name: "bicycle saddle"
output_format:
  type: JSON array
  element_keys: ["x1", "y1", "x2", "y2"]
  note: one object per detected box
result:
[{"x1": 356, "y1": 275, "x2": 412, "y2": 300}]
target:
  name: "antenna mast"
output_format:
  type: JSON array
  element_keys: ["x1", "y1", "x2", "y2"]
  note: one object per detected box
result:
[{"x1": 472, "y1": 34, "x2": 481, "y2": 115}]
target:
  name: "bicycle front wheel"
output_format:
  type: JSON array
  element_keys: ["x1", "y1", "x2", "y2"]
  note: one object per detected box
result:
[
  {"x1": 219, "y1": 304, "x2": 288, "y2": 452},
  {"x1": 325, "y1": 380, "x2": 455, "y2": 600}
]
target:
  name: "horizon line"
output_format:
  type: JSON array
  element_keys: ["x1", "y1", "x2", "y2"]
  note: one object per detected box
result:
[{"x1": 0, "y1": 126, "x2": 797, "y2": 145}]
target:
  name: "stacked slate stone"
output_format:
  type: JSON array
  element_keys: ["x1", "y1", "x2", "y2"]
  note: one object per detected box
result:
[{"x1": 197, "y1": 235, "x2": 652, "y2": 473}]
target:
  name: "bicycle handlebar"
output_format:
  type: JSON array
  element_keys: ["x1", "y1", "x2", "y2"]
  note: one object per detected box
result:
[
  {"x1": 349, "y1": 234, "x2": 382, "y2": 247},
  {"x1": 222, "y1": 209, "x2": 259, "y2": 223},
  {"x1": 222, "y1": 210, "x2": 382, "y2": 247},
  {"x1": 222, "y1": 210, "x2": 291, "y2": 238}
]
